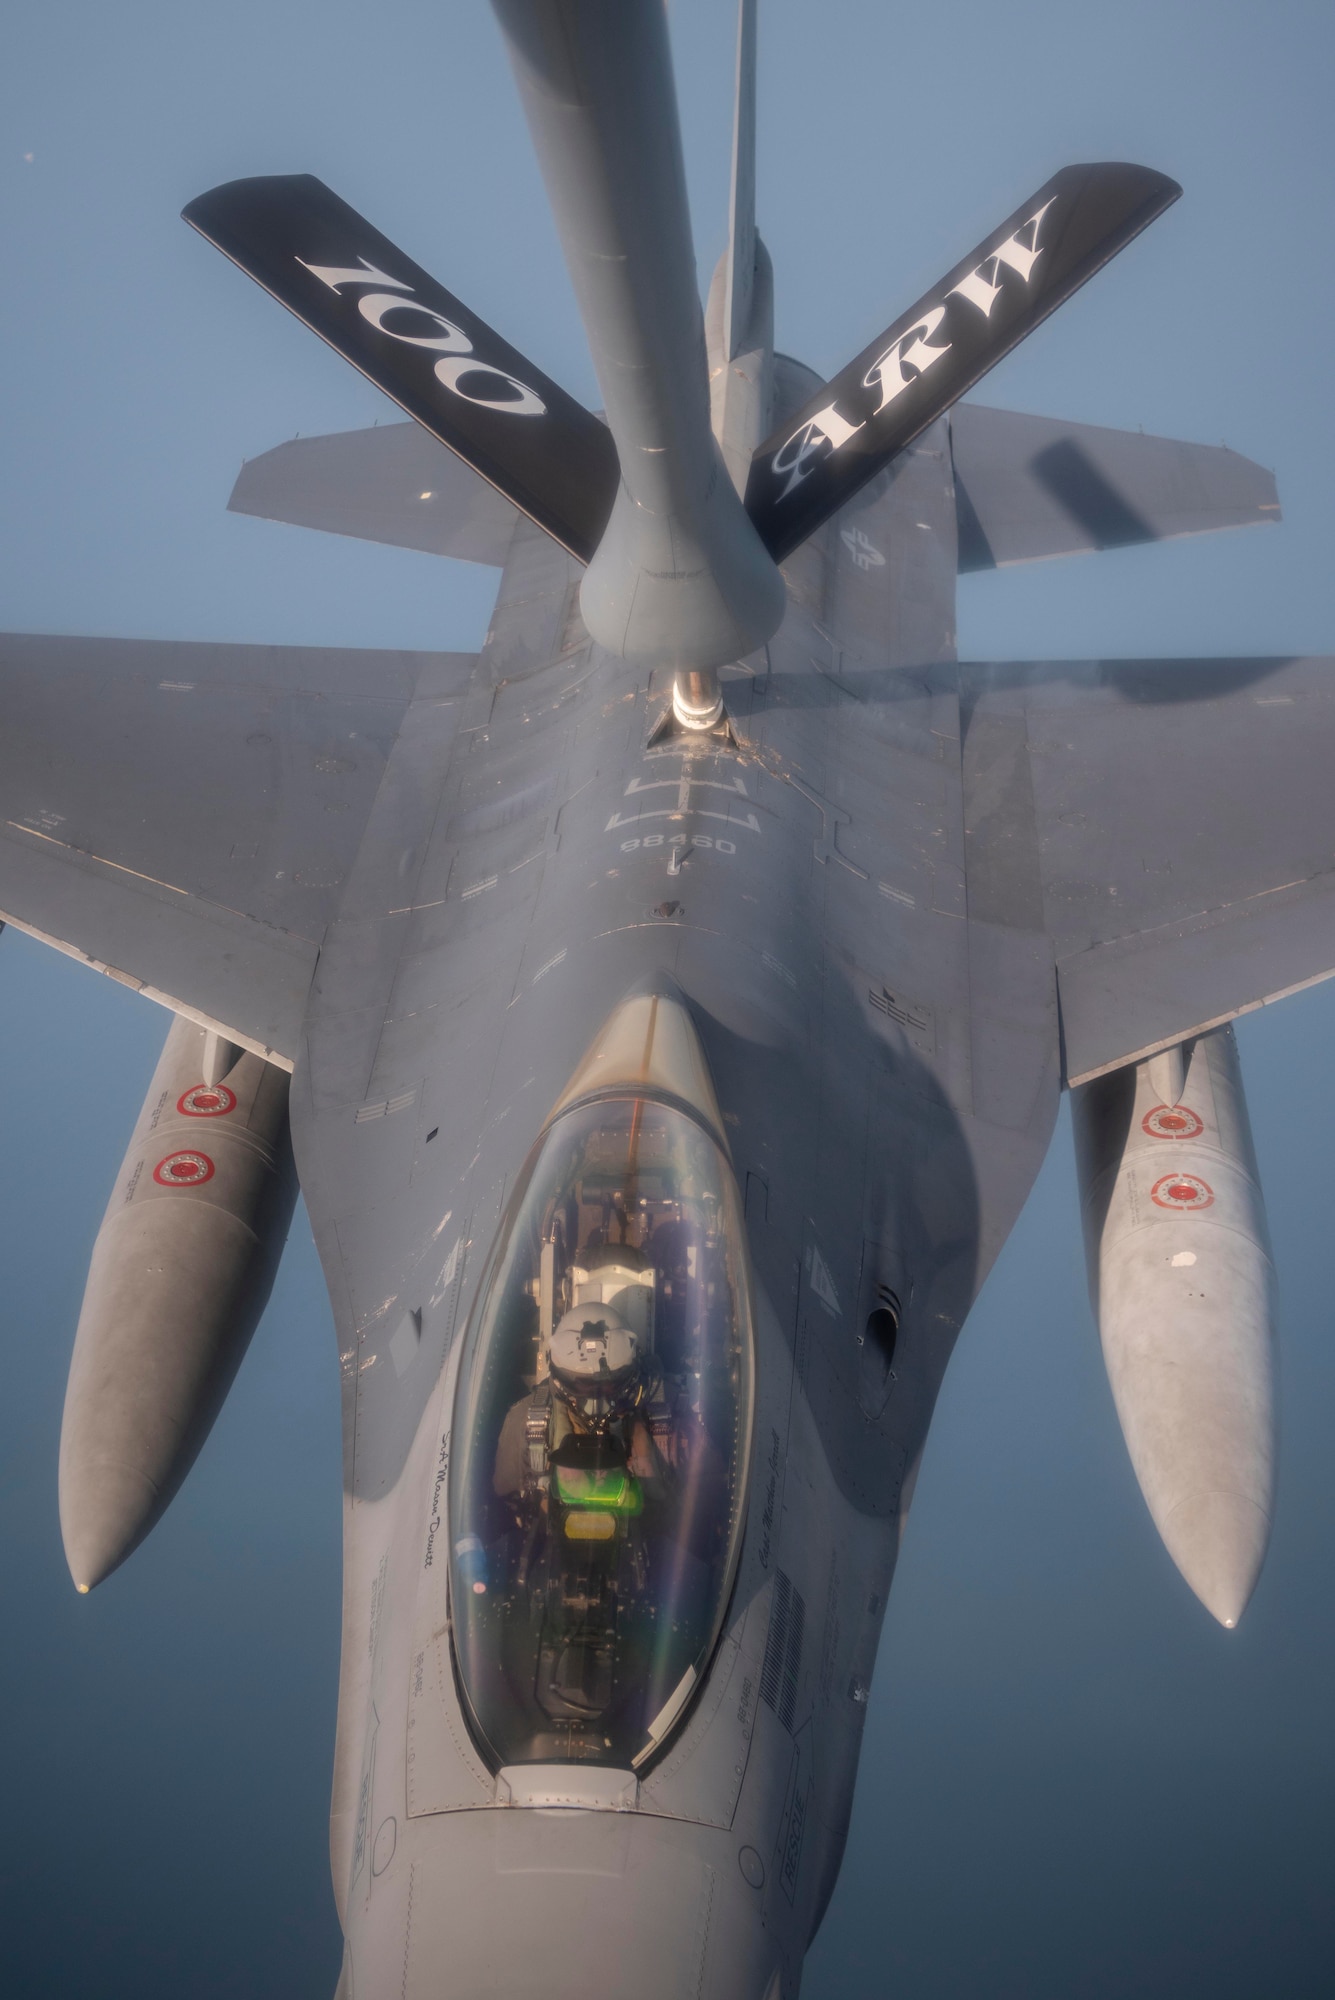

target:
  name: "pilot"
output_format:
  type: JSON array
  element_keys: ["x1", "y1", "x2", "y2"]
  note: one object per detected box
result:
[{"x1": 493, "y1": 1305, "x2": 676, "y2": 1509}]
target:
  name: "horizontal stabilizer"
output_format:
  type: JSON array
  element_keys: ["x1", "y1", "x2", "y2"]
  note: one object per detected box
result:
[
  {"x1": 184, "y1": 175, "x2": 618, "y2": 562},
  {"x1": 952, "y1": 404, "x2": 1279, "y2": 570},
  {"x1": 746, "y1": 163, "x2": 1180, "y2": 560},
  {"x1": 229, "y1": 423, "x2": 520, "y2": 565}
]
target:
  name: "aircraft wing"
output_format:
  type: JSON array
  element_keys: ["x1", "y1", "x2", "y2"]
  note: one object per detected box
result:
[
  {"x1": 951, "y1": 405, "x2": 1279, "y2": 570},
  {"x1": 960, "y1": 656, "x2": 1335, "y2": 1083},
  {"x1": 229, "y1": 423, "x2": 520, "y2": 564},
  {"x1": 0, "y1": 634, "x2": 475, "y2": 1062}
]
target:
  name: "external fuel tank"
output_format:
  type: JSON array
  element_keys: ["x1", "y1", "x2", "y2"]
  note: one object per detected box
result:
[
  {"x1": 1071, "y1": 1025, "x2": 1276, "y2": 1626},
  {"x1": 59, "y1": 1015, "x2": 296, "y2": 1591}
]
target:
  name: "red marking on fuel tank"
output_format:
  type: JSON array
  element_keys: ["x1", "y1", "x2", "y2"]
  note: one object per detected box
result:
[
  {"x1": 153, "y1": 1150, "x2": 215, "y2": 1187},
  {"x1": 178, "y1": 1083, "x2": 236, "y2": 1117},
  {"x1": 1143, "y1": 1104, "x2": 1204, "y2": 1140},
  {"x1": 1151, "y1": 1172, "x2": 1214, "y2": 1211}
]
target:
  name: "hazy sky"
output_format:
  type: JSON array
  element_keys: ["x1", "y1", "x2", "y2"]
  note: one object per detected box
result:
[{"x1": 2, "y1": 3, "x2": 1334, "y2": 1995}]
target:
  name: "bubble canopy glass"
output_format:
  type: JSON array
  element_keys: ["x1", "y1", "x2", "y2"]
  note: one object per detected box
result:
[{"x1": 449, "y1": 1092, "x2": 755, "y2": 1771}]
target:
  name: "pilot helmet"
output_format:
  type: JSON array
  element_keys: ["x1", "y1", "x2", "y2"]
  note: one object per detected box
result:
[{"x1": 549, "y1": 1307, "x2": 642, "y2": 1412}]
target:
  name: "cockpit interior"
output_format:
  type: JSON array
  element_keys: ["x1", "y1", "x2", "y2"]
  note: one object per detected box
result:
[{"x1": 449, "y1": 1093, "x2": 755, "y2": 1771}]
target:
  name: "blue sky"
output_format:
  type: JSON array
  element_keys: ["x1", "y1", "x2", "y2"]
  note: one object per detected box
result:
[{"x1": 2, "y1": 2, "x2": 1334, "y2": 1994}]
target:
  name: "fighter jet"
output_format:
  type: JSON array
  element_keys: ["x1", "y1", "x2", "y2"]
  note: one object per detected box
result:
[{"x1": 2, "y1": 1, "x2": 1327, "y2": 1994}]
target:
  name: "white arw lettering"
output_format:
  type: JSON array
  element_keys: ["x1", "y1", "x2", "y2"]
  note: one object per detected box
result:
[
  {"x1": 862, "y1": 306, "x2": 951, "y2": 414},
  {"x1": 771, "y1": 400, "x2": 867, "y2": 499},
  {"x1": 297, "y1": 255, "x2": 410, "y2": 295},
  {"x1": 946, "y1": 197, "x2": 1057, "y2": 319},
  {"x1": 357, "y1": 293, "x2": 471, "y2": 353}
]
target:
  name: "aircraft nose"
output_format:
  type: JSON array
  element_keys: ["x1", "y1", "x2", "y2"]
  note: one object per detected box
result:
[{"x1": 347, "y1": 1806, "x2": 782, "y2": 2000}]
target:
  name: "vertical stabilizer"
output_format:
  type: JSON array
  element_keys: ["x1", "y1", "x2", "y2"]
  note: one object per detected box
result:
[
  {"x1": 723, "y1": 0, "x2": 758, "y2": 364},
  {"x1": 707, "y1": 0, "x2": 773, "y2": 494}
]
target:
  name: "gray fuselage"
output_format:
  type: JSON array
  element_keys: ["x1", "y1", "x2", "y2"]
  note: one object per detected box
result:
[{"x1": 298, "y1": 392, "x2": 1060, "y2": 2000}]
